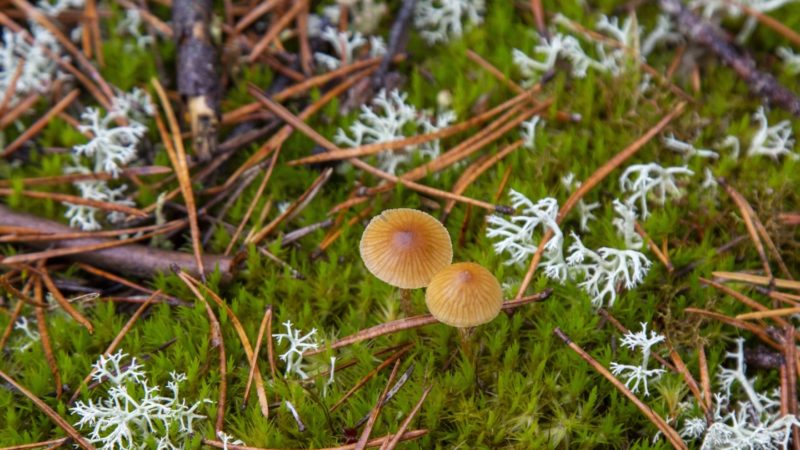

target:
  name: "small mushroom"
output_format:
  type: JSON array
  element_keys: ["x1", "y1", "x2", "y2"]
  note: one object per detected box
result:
[
  {"x1": 359, "y1": 208, "x2": 453, "y2": 289},
  {"x1": 425, "y1": 262, "x2": 503, "y2": 328}
]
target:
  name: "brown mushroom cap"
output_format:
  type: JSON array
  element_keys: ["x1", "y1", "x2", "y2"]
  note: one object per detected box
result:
[
  {"x1": 359, "y1": 208, "x2": 453, "y2": 289},
  {"x1": 425, "y1": 262, "x2": 503, "y2": 327}
]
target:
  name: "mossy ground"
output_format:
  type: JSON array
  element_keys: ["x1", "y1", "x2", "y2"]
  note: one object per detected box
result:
[{"x1": 1, "y1": 1, "x2": 800, "y2": 448}]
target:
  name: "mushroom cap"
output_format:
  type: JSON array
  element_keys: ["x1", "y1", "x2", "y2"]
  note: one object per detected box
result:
[
  {"x1": 425, "y1": 262, "x2": 503, "y2": 328},
  {"x1": 359, "y1": 208, "x2": 453, "y2": 289}
]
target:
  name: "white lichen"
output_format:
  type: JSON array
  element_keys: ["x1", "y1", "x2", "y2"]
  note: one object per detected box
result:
[
  {"x1": 273, "y1": 321, "x2": 319, "y2": 379},
  {"x1": 663, "y1": 133, "x2": 719, "y2": 160},
  {"x1": 746, "y1": 107, "x2": 797, "y2": 161},
  {"x1": 71, "y1": 350, "x2": 208, "y2": 450},
  {"x1": 117, "y1": 9, "x2": 154, "y2": 49},
  {"x1": 619, "y1": 163, "x2": 694, "y2": 218},
  {"x1": 486, "y1": 191, "x2": 561, "y2": 267},
  {"x1": 561, "y1": 173, "x2": 599, "y2": 232},
  {"x1": 777, "y1": 47, "x2": 800, "y2": 75},
  {"x1": 611, "y1": 199, "x2": 643, "y2": 250},
  {"x1": 334, "y1": 89, "x2": 450, "y2": 174},
  {"x1": 414, "y1": 0, "x2": 485, "y2": 45},
  {"x1": 0, "y1": 24, "x2": 64, "y2": 108},
  {"x1": 609, "y1": 322, "x2": 666, "y2": 396},
  {"x1": 566, "y1": 232, "x2": 651, "y2": 308},
  {"x1": 37, "y1": 0, "x2": 83, "y2": 16},
  {"x1": 314, "y1": 27, "x2": 385, "y2": 71}
]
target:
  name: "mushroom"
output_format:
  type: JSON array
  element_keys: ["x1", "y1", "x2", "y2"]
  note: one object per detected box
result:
[
  {"x1": 360, "y1": 208, "x2": 453, "y2": 313},
  {"x1": 424, "y1": 262, "x2": 503, "y2": 328}
]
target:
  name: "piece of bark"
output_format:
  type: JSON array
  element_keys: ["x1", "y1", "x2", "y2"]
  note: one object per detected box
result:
[
  {"x1": 660, "y1": 0, "x2": 800, "y2": 116},
  {"x1": 0, "y1": 205, "x2": 233, "y2": 280},
  {"x1": 173, "y1": 0, "x2": 220, "y2": 161}
]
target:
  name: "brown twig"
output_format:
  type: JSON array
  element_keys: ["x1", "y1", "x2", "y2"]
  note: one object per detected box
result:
[
  {"x1": 152, "y1": 78, "x2": 206, "y2": 278},
  {"x1": 0, "y1": 205, "x2": 232, "y2": 279},
  {"x1": 516, "y1": 102, "x2": 687, "y2": 298},
  {"x1": 330, "y1": 344, "x2": 412, "y2": 412},
  {"x1": 250, "y1": 89, "x2": 512, "y2": 213},
  {"x1": 553, "y1": 328, "x2": 687, "y2": 450},
  {"x1": 247, "y1": 0, "x2": 306, "y2": 63},
  {"x1": 0, "y1": 437, "x2": 70, "y2": 450},
  {"x1": 667, "y1": 346, "x2": 710, "y2": 421},
  {"x1": 660, "y1": 0, "x2": 800, "y2": 116},
  {"x1": 700, "y1": 277, "x2": 791, "y2": 328},
  {"x1": 0, "y1": 187, "x2": 146, "y2": 218},
  {"x1": 634, "y1": 222, "x2": 673, "y2": 272},
  {"x1": 0, "y1": 166, "x2": 171, "y2": 188},
  {"x1": 201, "y1": 430, "x2": 429, "y2": 450},
  {"x1": 305, "y1": 290, "x2": 551, "y2": 356},
  {"x1": 34, "y1": 276, "x2": 62, "y2": 400},
  {"x1": 247, "y1": 167, "x2": 333, "y2": 246},
  {"x1": 243, "y1": 306, "x2": 272, "y2": 409},
  {"x1": 177, "y1": 271, "x2": 270, "y2": 418},
  {"x1": 39, "y1": 266, "x2": 94, "y2": 333},
  {"x1": 698, "y1": 344, "x2": 712, "y2": 414},
  {"x1": 379, "y1": 385, "x2": 432, "y2": 450},
  {"x1": 287, "y1": 90, "x2": 533, "y2": 166},
  {"x1": 712, "y1": 271, "x2": 800, "y2": 291},
  {"x1": 174, "y1": 0, "x2": 219, "y2": 161},
  {"x1": 356, "y1": 360, "x2": 402, "y2": 450},
  {"x1": 685, "y1": 307, "x2": 781, "y2": 350},
  {"x1": 2, "y1": 89, "x2": 80, "y2": 158},
  {"x1": 0, "y1": 369, "x2": 95, "y2": 449}
]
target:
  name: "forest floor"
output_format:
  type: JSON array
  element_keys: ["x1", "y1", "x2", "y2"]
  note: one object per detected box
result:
[{"x1": 1, "y1": 0, "x2": 800, "y2": 449}]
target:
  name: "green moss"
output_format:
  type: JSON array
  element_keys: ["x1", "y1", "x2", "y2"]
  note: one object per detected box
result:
[{"x1": 1, "y1": 0, "x2": 800, "y2": 448}]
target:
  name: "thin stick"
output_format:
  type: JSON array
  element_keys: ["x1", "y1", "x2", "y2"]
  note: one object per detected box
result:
[
  {"x1": 151, "y1": 78, "x2": 205, "y2": 278},
  {"x1": 712, "y1": 271, "x2": 800, "y2": 291},
  {"x1": 634, "y1": 222, "x2": 673, "y2": 271},
  {"x1": 330, "y1": 344, "x2": 412, "y2": 412},
  {"x1": 287, "y1": 90, "x2": 533, "y2": 166},
  {"x1": 356, "y1": 360, "x2": 402, "y2": 450},
  {"x1": 225, "y1": 63, "x2": 377, "y2": 185},
  {"x1": 39, "y1": 267, "x2": 94, "y2": 332},
  {"x1": 234, "y1": 0, "x2": 281, "y2": 32},
  {"x1": 516, "y1": 101, "x2": 686, "y2": 298},
  {"x1": 726, "y1": 0, "x2": 800, "y2": 47},
  {"x1": 243, "y1": 306, "x2": 272, "y2": 407},
  {"x1": 0, "y1": 166, "x2": 171, "y2": 188},
  {"x1": 0, "y1": 437, "x2": 70, "y2": 450},
  {"x1": 68, "y1": 291, "x2": 159, "y2": 404},
  {"x1": 0, "y1": 369, "x2": 95, "y2": 449},
  {"x1": 34, "y1": 276, "x2": 62, "y2": 399},
  {"x1": 2, "y1": 89, "x2": 80, "y2": 157},
  {"x1": 719, "y1": 179, "x2": 772, "y2": 278},
  {"x1": 736, "y1": 307, "x2": 800, "y2": 320},
  {"x1": 225, "y1": 150, "x2": 280, "y2": 255},
  {"x1": 0, "y1": 187, "x2": 146, "y2": 218},
  {"x1": 305, "y1": 290, "x2": 551, "y2": 356},
  {"x1": 247, "y1": 168, "x2": 333, "y2": 245},
  {"x1": 685, "y1": 307, "x2": 781, "y2": 350},
  {"x1": 250, "y1": 90, "x2": 510, "y2": 213},
  {"x1": 668, "y1": 346, "x2": 710, "y2": 420},
  {"x1": 197, "y1": 282, "x2": 227, "y2": 433},
  {"x1": 1, "y1": 221, "x2": 183, "y2": 265},
  {"x1": 0, "y1": 57, "x2": 25, "y2": 118},
  {"x1": 177, "y1": 271, "x2": 270, "y2": 418},
  {"x1": 442, "y1": 140, "x2": 525, "y2": 220},
  {"x1": 700, "y1": 277, "x2": 791, "y2": 328},
  {"x1": 201, "y1": 430, "x2": 428, "y2": 450},
  {"x1": 698, "y1": 344, "x2": 712, "y2": 413},
  {"x1": 379, "y1": 385, "x2": 433, "y2": 450},
  {"x1": 553, "y1": 328, "x2": 687, "y2": 450},
  {"x1": 247, "y1": 0, "x2": 306, "y2": 63}
]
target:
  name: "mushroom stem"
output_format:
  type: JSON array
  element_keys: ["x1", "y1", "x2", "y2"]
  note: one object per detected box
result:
[
  {"x1": 400, "y1": 289, "x2": 413, "y2": 316},
  {"x1": 458, "y1": 327, "x2": 475, "y2": 358}
]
